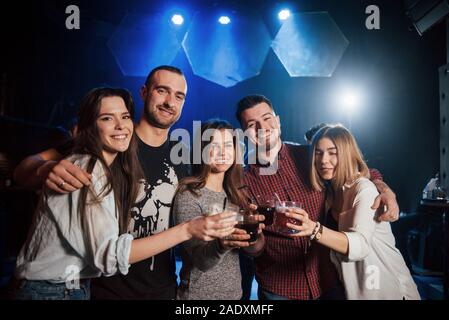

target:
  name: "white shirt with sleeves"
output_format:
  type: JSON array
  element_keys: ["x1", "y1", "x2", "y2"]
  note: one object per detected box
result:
[
  {"x1": 15, "y1": 154, "x2": 134, "y2": 283},
  {"x1": 330, "y1": 177, "x2": 420, "y2": 300}
]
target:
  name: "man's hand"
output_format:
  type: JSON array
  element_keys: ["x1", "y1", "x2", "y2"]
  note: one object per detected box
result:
[
  {"x1": 44, "y1": 159, "x2": 92, "y2": 193},
  {"x1": 371, "y1": 180, "x2": 400, "y2": 222},
  {"x1": 219, "y1": 228, "x2": 252, "y2": 250},
  {"x1": 253, "y1": 213, "x2": 265, "y2": 239},
  {"x1": 241, "y1": 210, "x2": 266, "y2": 256}
]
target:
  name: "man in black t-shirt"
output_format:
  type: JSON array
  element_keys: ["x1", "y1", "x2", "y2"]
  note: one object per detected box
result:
[
  {"x1": 90, "y1": 66, "x2": 189, "y2": 299},
  {"x1": 13, "y1": 66, "x2": 191, "y2": 299},
  {"x1": 92, "y1": 137, "x2": 190, "y2": 299}
]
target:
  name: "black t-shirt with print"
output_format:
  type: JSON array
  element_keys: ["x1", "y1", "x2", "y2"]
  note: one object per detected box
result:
[{"x1": 91, "y1": 137, "x2": 190, "y2": 300}]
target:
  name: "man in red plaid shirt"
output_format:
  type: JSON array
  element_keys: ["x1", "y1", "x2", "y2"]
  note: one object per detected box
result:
[{"x1": 236, "y1": 95, "x2": 400, "y2": 300}]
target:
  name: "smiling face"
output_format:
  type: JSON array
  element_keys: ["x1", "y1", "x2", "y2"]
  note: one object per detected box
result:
[
  {"x1": 314, "y1": 137, "x2": 338, "y2": 181},
  {"x1": 140, "y1": 69, "x2": 187, "y2": 129},
  {"x1": 239, "y1": 102, "x2": 281, "y2": 152},
  {"x1": 96, "y1": 96, "x2": 134, "y2": 165},
  {"x1": 207, "y1": 129, "x2": 235, "y2": 174}
]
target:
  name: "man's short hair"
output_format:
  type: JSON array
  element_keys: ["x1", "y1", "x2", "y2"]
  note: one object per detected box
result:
[
  {"x1": 144, "y1": 65, "x2": 184, "y2": 86},
  {"x1": 235, "y1": 94, "x2": 274, "y2": 125}
]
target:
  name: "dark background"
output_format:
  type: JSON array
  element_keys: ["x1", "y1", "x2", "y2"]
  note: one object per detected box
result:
[{"x1": 0, "y1": 0, "x2": 445, "y2": 214}]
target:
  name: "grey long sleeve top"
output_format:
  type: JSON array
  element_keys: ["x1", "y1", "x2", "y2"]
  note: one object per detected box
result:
[{"x1": 173, "y1": 187, "x2": 242, "y2": 300}]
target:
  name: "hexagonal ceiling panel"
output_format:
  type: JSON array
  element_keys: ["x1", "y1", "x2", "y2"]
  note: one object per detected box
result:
[
  {"x1": 272, "y1": 12, "x2": 349, "y2": 77},
  {"x1": 108, "y1": 14, "x2": 183, "y2": 77},
  {"x1": 182, "y1": 11, "x2": 272, "y2": 87}
]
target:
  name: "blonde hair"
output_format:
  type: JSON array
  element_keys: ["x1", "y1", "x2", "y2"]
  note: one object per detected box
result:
[{"x1": 310, "y1": 124, "x2": 369, "y2": 192}]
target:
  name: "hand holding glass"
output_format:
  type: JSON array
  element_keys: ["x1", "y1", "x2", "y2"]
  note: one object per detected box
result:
[{"x1": 274, "y1": 201, "x2": 302, "y2": 234}]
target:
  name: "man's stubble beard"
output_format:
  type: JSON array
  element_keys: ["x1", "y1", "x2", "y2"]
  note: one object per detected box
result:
[
  {"x1": 143, "y1": 103, "x2": 178, "y2": 130},
  {"x1": 257, "y1": 130, "x2": 281, "y2": 153}
]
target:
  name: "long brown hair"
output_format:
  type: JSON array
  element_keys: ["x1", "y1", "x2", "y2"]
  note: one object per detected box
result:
[
  {"x1": 71, "y1": 87, "x2": 143, "y2": 233},
  {"x1": 310, "y1": 124, "x2": 369, "y2": 192},
  {"x1": 177, "y1": 119, "x2": 248, "y2": 208}
]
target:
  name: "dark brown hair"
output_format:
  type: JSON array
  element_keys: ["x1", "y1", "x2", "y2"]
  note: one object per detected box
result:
[
  {"x1": 235, "y1": 94, "x2": 274, "y2": 126},
  {"x1": 72, "y1": 87, "x2": 143, "y2": 233},
  {"x1": 144, "y1": 65, "x2": 184, "y2": 86},
  {"x1": 177, "y1": 119, "x2": 248, "y2": 209}
]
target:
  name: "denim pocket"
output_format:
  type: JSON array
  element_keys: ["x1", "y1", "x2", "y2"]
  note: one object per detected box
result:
[
  {"x1": 16, "y1": 280, "x2": 66, "y2": 300},
  {"x1": 66, "y1": 280, "x2": 90, "y2": 300}
]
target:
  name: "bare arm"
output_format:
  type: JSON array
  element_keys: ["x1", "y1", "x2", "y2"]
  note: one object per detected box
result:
[
  {"x1": 287, "y1": 184, "x2": 379, "y2": 260},
  {"x1": 13, "y1": 148, "x2": 62, "y2": 190},
  {"x1": 171, "y1": 190, "x2": 239, "y2": 271},
  {"x1": 285, "y1": 209, "x2": 349, "y2": 255},
  {"x1": 77, "y1": 167, "x2": 237, "y2": 274},
  {"x1": 314, "y1": 226, "x2": 348, "y2": 255},
  {"x1": 13, "y1": 148, "x2": 92, "y2": 193},
  {"x1": 129, "y1": 212, "x2": 237, "y2": 264}
]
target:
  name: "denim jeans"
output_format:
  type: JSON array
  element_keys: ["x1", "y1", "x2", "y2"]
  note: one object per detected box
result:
[
  {"x1": 239, "y1": 251, "x2": 255, "y2": 300},
  {"x1": 15, "y1": 279, "x2": 91, "y2": 300}
]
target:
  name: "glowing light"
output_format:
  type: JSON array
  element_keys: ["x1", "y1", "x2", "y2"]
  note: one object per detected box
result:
[
  {"x1": 278, "y1": 9, "x2": 291, "y2": 21},
  {"x1": 340, "y1": 89, "x2": 361, "y2": 112},
  {"x1": 218, "y1": 16, "x2": 231, "y2": 25},
  {"x1": 171, "y1": 14, "x2": 184, "y2": 25}
]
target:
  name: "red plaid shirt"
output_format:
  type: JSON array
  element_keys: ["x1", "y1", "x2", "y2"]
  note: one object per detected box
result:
[{"x1": 244, "y1": 142, "x2": 382, "y2": 299}]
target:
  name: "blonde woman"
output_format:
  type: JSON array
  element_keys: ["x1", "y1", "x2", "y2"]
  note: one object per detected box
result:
[{"x1": 284, "y1": 124, "x2": 420, "y2": 300}]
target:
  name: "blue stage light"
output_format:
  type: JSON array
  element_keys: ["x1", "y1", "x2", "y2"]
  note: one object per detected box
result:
[
  {"x1": 218, "y1": 16, "x2": 231, "y2": 25},
  {"x1": 171, "y1": 14, "x2": 184, "y2": 25},
  {"x1": 183, "y1": 10, "x2": 271, "y2": 87},
  {"x1": 278, "y1": 9, "x2": 291, "y2": 21}
]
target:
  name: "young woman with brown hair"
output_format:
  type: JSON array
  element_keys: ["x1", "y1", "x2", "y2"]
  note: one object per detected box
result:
[{"x1": 174, "y1": 119, "x2": 265, "y2": 300}]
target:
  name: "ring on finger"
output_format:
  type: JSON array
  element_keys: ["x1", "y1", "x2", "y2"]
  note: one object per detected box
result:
[{"x1": 58, "y1": 181, "x2": 66, "y2": 188}]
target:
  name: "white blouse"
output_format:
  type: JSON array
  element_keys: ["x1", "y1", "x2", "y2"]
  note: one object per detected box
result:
[
  {"x1": 329, "y1": 177, "x2": 420, "y2": 300},
  {"x1": 15, "y1": 154, "x2": 133, "y2": 283}
]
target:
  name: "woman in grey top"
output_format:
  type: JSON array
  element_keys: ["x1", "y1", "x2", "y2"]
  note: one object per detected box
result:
[
  {"x1": 15, "y1": 89, "x2": 237, "y2": 300},
  {"x1": 174, "y1": 119, "x2": 265, "y2": 300}
]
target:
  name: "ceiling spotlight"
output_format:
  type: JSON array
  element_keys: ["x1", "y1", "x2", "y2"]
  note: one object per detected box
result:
[
  {"x1": 171, "y1": 14, "x2": 184, "y2": 25},
  {"x1": 278, "y1": 9, "x2": 291, "y2": 21},
  {"x1": 218, "y1": 16, "x2": 231, "y2": 25}
]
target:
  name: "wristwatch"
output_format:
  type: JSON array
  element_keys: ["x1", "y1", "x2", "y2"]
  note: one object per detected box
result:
[{"x1": 314, "y1": 223, "x2": 324, "y2": 241}]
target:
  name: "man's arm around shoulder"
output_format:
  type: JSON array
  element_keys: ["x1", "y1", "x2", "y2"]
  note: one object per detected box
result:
[{"x1": 13, "y1": 148, "x2": 62, "y2": 190}]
